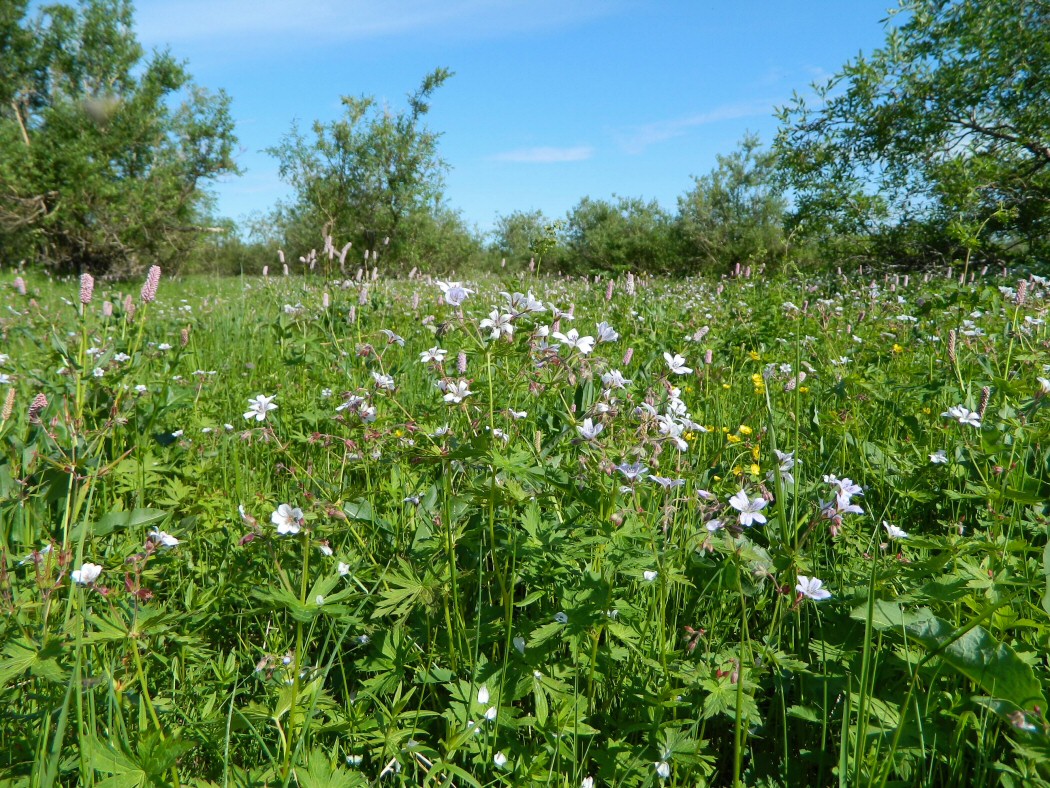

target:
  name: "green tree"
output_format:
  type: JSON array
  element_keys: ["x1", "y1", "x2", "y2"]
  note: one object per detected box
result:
[
  {"x1": 491, "y1": 209, "x2": 553, "y2": 270},
  {"x1": 0, "y1": 0, "x2": 238, "y2": 274},
  {"x1": 775, "y1": 0, "x2": 1050, "y2": 263},
  {"x1": 675, "y1": 134, "x2": 787, "y2": 272},
  {"x1": 562, "y1": 196, "x2": 676, "y2": 275},
  {"x1": 267, "y1": 69, "x2": 453, "y2": 264}
]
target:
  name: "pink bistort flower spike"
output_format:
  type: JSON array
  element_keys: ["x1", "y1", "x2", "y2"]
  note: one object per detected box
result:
[{"x1": 140, "y1": 265, "x2": 161, "y2": 303}]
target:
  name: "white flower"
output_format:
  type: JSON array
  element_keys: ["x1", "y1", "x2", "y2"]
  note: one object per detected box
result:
[
  {"x1": 477, "y1": 685, "x2": 490, "y2": 705},
  {"x1": 929, "y1": 449, "x2": 949, "y2": 464},
  {"x1": 338, "y1": 562, "x2": 350, "y2": 576},
  {"x1": 244, "y1": 394, "x2": 277, "y2": 422},
  {"x1": 1037, "y1": 377, "x2": 1050, "y2": 395},
  {"x1": 941, "y1": 405, "x2": 981, "y2": 428},
  {"x1": 436, "y1": 280, "x2": 473, "y2": 306},
  {"x1": 158, "y1": 343, "x2": 173, "y2": 351},
  {"x1": 616, "y1": 462, "x2": 648, "y2": 481},
  {"x1": 484, "y1": 706, "x2": 497, "y2": 721},
  {"x1": 796, "y1": 575, "x2": 831, "y2": 601},
  {"x1": 554, "y1": 611, "x2": 568, "y2": 624},
  {"x1": 663, "y1": 352, "x2": 692, "y2": 375},
  {"x1": 581, "y1": 779, "x2": 594, "y2": 788},
  {"x1": 655, "y1": 760, "x2": 671, "y2": 779},
  {"x1": 480, "y1": 309, "x2": 515, "y2": 340},
  {"x1": 315, "y1": 595, "x2": 325, "y2": 605},
  {"x1": 643, "y1": 570, "x2": 658, "y2": 582},
  {"x1": 577, "y1": 418, "x2": 604, "y2": 441},
  {"x1": 552, "y1": 328, "x2": 595, "y2": 354},
  {"x1": 420, "y1": 346, "x2": 447, "y2": 364},
  {"x1": 728, "y1": 489, "x2": 767, "y2": 527},
  {"x1": 596, "y1": 321, "x2": 619, "y2": 342},
  {"x1": 443, "y1": 379, "x2": 473, "y2": 404},
  {"x1": 493, "y1": 752, "x2": 508, "y2": 769},
  {"x1": 380, "y1": 329, "x2": 405, "y2": 346},
  {"x1": 508, "y1": 409, "x2": 527, "y2": 420},
  {"x1": 71, "y1": 562, "x2": 103, "y2": 585},
  {"x1": 271, "y1": 503, "x2": 304, "y2": 535},
  {"x1": 883, "y1": 521, "x2": 908, "y2": 540},
  {"x1": 601, "y1": 369, "x2": 631, "y2": 389},
  {"x1": 372, "y1": 371, "x2": 396, "y2": 391},
  {"x1": 147, "y1": 529, "x2": 180, "y2": 548}
]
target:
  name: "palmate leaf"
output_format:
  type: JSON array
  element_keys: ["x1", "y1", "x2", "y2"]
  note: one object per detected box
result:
[
  {"x1": 293, "y1": 747, "x2": 367, "y2": 788},
  {"x1": 0, "y1": 636, "x2": 68, "y2": 685}
]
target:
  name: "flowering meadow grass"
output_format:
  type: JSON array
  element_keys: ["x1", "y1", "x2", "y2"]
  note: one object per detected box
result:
[{"x1": 1, "y1": 263, "x2": 1049, "y2": 786}]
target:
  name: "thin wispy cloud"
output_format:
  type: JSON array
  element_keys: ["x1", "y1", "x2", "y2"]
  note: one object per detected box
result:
[
  {"x1": 614, "y1": 100, "x2": 776, "y2": 154},
  {"x1": 490, "y1": 146, "x2": 594, "y2": 164},
  {"x1": 134, "y1": 0, "x2": 623, "y2": 49}
]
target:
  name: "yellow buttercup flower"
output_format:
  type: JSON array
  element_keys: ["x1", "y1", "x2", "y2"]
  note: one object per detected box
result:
[
  {"x1": 749, "y1": 351, "x2": 762, "y2": 361},
  {"x1": 751, "y1": 445, "x2": 761, "y2": 460},
  {"x1": 750, "y1": 463, "x2": 761, "y2": 475},
  {"x1": 727, "y1": 433, "x2": 742, "y2": 443},
  {"x1": 732, "y1": 465, "x2": 743, "y2": 476},
  {"x1": 739, "y1": 425, "x2": 753, "y2": 435},
  {"x1": 892, "y1": 344, "x2": 904, "y2": 354}
]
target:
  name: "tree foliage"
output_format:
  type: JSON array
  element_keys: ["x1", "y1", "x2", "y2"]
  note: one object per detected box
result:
[
  {"x1": 561, "y1": 196, "x2": 677, "y2": 275},
  {"x1": 267, "y1": 69, "x2": 455, "y2": 264},
  {"x1": 676, "y1": 134, "x2": 787, "y2": 272},
  {"x1": 775, "y1": 0, "x2": 1050, "y2": 263},
  {"x1": 0, "y1": 0, "x2": 238, "y2": 274}
]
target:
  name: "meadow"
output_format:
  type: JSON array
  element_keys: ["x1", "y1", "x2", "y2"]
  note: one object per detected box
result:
[{"x1": 0, "y1": 259, "x2": 1048, "y2": 787}]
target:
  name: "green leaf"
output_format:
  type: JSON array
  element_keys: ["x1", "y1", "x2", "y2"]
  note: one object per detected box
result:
[{"x1": 906, "y1": 615, "x2": 1046, "y2": 711}]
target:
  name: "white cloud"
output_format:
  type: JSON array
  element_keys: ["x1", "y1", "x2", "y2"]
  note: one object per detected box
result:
[
  {"x1": 614, "y1": 100, "x2": 775, "y2": 154},
  {"x1": 490, "y1": 145, "x2": 594, "y2": 164},
  {"x1": 134, "y1": 0, "x2": 622, "y2": 48}
]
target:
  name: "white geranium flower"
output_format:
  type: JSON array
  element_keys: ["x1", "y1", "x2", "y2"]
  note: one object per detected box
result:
[
  {"x1": 796, "y1": 575, "x2": 831, "y2": 601},
  {"x1": 728, "y1": 489, "x2": 767, "y2": 527},
  {"x1": 552, "y1": 328, "x2": 595, "y2": 354},
  {"x1": 663, "y1": 352, "x2": 692, "y2": 375},
  {"x1": 941, "y1": 405, "x2": 981, "y2": 428},
  {"x1": 244, "y1": 394, "x2": 277, "y2": 422},
  {"x1": 443, "y1": 379, "x2": 473, "y2": 404},
  {"x1": 271, "y1": 503, "x2": 304, "y2": 535},
  {"x1": 420, "y1": 346, "x2": 447, "y2": 364},
  {"x1": 883, "y1": 521, "x2": 908, "y2": 540},
  {"x1": 577, "y1": 417, "x2": 604, "y2": 441},
  {"x1": 71, "y1": 562, "x2": 103, "y2": 585}
]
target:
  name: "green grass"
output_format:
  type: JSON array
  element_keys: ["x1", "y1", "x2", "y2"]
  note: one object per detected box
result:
[{"x1": 0, "y1": 264, "x2": 1048, "y2": 787}]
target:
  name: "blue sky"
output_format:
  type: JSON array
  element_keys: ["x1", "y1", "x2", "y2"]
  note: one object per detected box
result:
[{"x1": 131, "y1": 0, "x2": 896, "y2": 236}]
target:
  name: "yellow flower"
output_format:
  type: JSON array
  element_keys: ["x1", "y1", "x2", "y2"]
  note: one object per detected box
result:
[
  {"x1": 751, "y1": 373, "x2": 763, "y2": 386},
  {"x1": 394, "y1": 429, "x2": 404, "y2": 438},
  {"x1": 721, "y1": 426, "x2": 730, "y2": 433},
  {"x1": 798, "y1": 386, "x2": 809, "y2": 393},
  {"x1": 750, "y1": 463, "x2": 761, "y2": 475},
  {"x1": 683, "y1": 385, "x2": 693, "y2": 393},
  {"x1": 713, "y1": 475, "x2": 722, "y2": 482},
  {"x1": 739, "y1": 425, "x2": 753, "y2": 435},
  {"x1": 685, "y1": 431, "x2": 696, "y2": 442},
  {"x1": 892, "y1": 343, "x2": 904, "y2": 354},
  {"x1": 922, "y1": 407, "x2": 931, "y2": 415},
  {"x1": 727, "y1": 433, "x2": 742, "y2": 444},
  {"x1": 732, "y1": 465, "x2": 743, "y2": 476},
  {"x1": 751, "y1": 445, "x2": 761, "y2": 461},
  {"x1": 749, "y1": 351, "x2": 762, "y2": 361},
  {"x1": 722, "y1": 383, "x2": 731, "y2": 389}
]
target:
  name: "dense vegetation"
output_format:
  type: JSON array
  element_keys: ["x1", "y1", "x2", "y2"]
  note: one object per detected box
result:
[
  {"x1": 3, "y1": 0, "x2": 1048, "y2": 277},
  {"x1": 0, "y1": 264, "x2": 1048, "y2": 785}
]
